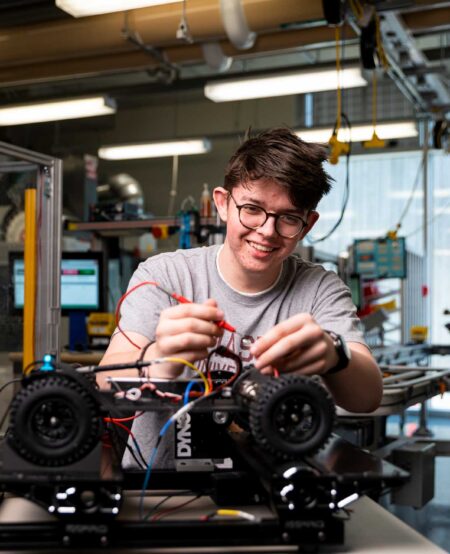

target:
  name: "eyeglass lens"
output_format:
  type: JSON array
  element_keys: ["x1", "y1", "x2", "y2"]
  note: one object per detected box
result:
[{"x1": 239, "y1": 205, "x2": 304, "y2": 238}]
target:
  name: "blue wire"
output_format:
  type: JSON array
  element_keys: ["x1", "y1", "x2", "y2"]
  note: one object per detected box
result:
[
  {"x1": 131, "y1": 436, "x2": 145, "y2": 464},
  {"x1": 139, "y1": 379, "x2": 205, "y2": 520},
  {"x1": 159, "y1": 415, "x2": 175, "y2": 437},
  {"x1": 139, "y1": 412, "x2": 178, "y2": 520},
  {"x1": 139, "y1": 445, "x2": 159, "y2": 520},
  {"x1": 183, "y1": 379, "x2": 205, "y2": 405}
]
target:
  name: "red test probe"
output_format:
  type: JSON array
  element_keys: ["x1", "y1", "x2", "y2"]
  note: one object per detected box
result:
[{"x1": 170, "y1": 292, "x2": 236, "y2": 333}]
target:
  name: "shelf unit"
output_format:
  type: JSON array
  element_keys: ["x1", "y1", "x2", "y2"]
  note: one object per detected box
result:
[{"x1": 66, "y1": 216, "x2": 222, "y2": 237}]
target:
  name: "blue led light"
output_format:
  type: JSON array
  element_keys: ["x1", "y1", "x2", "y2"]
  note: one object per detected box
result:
[{"x1": 41, "y1": 354, "x2": 55, "y2": 372}]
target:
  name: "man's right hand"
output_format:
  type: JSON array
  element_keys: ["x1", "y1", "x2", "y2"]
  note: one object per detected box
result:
[
  {"x1": 153, "y1": 298, "x2": 225, "y2": 368},
  {"x1": 97, "y1": 298, "x2": 225, "y2": 387}
]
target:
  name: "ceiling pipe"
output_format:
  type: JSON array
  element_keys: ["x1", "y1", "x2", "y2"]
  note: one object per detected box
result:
[
  {"x1": 201, "y1": 42, "x2": 233, "y2": 72},
  {"x1": 219, "y1": 0, "x2": 256, "y2": 50},
  {"x1": 0, "y1": 0, "x2": 325, "y2": 68},
  {"x1": 402, "y1": 7, "x2": 450, "y2": 33},
  {"x1": 0, "y1": 24, "x2": 355, "y2": 88}
]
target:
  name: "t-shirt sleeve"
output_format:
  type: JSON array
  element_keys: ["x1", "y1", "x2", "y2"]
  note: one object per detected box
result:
[
  {"x1": 116, "y1": 259, "x2": 173, "y2": 342},
  {"x1": 311, "y1": 270, "x2": 366, "y2": 345}
]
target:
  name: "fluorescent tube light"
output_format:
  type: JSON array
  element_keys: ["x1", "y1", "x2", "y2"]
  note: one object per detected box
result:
[
  {"x1": 296, "y1": 121, "x2": 418, "y2": 143},
  {"x1": 0, "y1": 96, "x2": 116, "y2": 126},
  {"x1": 56, "y1": 0, "x2": 180, "y2": 17},
  {"x1": 204, "y1": 67, "x2": 367, "y2": 102},
  {"x1": 98, "y1": 138, "x2": 211, "y2": 160}
]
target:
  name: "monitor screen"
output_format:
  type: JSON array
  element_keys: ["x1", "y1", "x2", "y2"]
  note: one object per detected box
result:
[{"x1": 10, "y1": 252, "x2": 104, "y2": 313}]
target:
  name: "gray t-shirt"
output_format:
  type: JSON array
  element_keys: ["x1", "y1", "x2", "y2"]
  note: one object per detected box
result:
[{"x1": 119, "y1": 245, "x2": 365, "y2": 468}]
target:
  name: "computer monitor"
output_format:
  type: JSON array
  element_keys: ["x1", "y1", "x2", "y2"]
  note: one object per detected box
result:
[{"x1": 9, "y1": 251, "x2": 105, "y2": 315}]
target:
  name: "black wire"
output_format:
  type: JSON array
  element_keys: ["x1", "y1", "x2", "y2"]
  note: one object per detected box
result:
[
  {"x1": 341, "y1": 17, "x2": 348, "y2": 117},
  {"x1": 0, "y1": 400, "x2": 12, "y2": 434},
  {"x1": 138, "y1": 340, "x2": 155, "y2": 364},
  {"x1": 206, "y1": 345, "x2": 242, "y2": 375},
  {"x1": 152, "y1": 493, "x2": 203, "y2": 522},
  {"x1": 0, "y1": 378, "x2": 21, "y2": 434},
  {"x1": 0, "y1": 378, "x2": 21, "y2": 396},
  {"x1": 230, "y1": 367, "x2": 255, "y2": 393},
  {"x1": 307, "y1": 112, "x2": 352, "y2": 244},
  {"x1": 22, "y1": 360, "x2": 43, "y2": 374},
  {"x1": 406, "y1": 193, "x2": 450, "y2": 239},
  {"x1": 392, "y1": 157, "x2": 424, "y2": 232},
  {"x1": 124, "y1": 441, "x2": 147, "y2": 470},
  {"x1": 106, "y1": 416, "x2": 147, "y2": 470},
  {"x1": 84, "y1": 359, "x2": 154, "y2": 374},
  {"x1": 143, "y1": 489, "x2": 195, "y2": 522}
]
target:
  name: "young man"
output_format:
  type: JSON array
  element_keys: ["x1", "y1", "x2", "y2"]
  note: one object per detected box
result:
[{"x1": 98, "y1": 127, "x2": 382, "y2": 468}]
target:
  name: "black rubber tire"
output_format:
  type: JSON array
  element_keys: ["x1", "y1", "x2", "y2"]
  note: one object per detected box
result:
[
  {"x1": 8, "y1": 374, "x2": 101, "y2": 467},
  {"x1": 248, "y1": 375, "x2": 335, "y2": 459}
]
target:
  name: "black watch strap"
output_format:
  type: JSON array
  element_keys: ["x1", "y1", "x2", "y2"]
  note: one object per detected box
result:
[{"x1": 325, "y1": 330, "x2": 351, "y2": 374}]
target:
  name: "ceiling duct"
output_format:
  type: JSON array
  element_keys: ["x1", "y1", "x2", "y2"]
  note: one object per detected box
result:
[
  {"x1": 0, "y1": 0, "x2": 326, "y2": 86},
  {"x1": 219, "y1": 0, "x2": 256, "y2": 50},
  {"x1": 201, "y1": 42, "x2": 232, "y2": 73}
]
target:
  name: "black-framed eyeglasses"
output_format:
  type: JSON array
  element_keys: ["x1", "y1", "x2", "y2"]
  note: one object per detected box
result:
[{"x1": 229, "y1": 193, "x2": 308, "y2": 239}]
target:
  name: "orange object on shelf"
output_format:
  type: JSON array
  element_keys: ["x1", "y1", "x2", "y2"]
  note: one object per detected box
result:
[{"x1": 200, "y1": 183, "x2": 212, "y2": 217}]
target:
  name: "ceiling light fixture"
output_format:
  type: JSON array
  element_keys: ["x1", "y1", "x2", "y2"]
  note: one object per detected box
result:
[
  {"x1": 98, "y1": 138, "x2": 211, "y2": 160},
  {"x1": 204, "y1": 67, "x2": 367, "y2": 102},
  {"x1": 56, "y1": 0, "x2": 181, "y2": 17},
  {"x1": 0, "y1": 96, "x2": 116, "y2": 126},
  {"x1": 296, "y1": 121, "x2": 418, "y2": 143}
]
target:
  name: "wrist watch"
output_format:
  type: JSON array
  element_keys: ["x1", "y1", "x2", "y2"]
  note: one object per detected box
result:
[{"x1": 324, "y1": 330, "x2": 351, "y2": 374}]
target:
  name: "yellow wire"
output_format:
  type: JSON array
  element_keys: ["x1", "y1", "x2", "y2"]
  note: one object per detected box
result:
[
  {"x1": 163, "y1": 357, "x2": 210, "y2": 394},
  {"x1": 24, "y1": 363, "x2": 35, "y2": 376},
  {"x1": 375, "y1": 13, "x2": 389, "y2": 70},
  {"x1": 217, "y1": 509, "x2": 241, "y2": 517},
  {"x1": 335, "y1": 26, "x2": 342, "y2": 133},
  {"x1": 216, "y1": 509, "x2": 256, "y2": 521},
  {"x1": 352, "y1": 0, "x2": 364, "y2": 19}
]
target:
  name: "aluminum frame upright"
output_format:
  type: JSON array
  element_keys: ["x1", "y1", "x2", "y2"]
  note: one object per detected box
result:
[{"x1": 0, "y1": 142, "x2": 62, "y2": 363}]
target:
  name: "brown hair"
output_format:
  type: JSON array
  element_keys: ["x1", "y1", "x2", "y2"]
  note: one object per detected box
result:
[{"x1": 224, "y1": 127, "x2": 332, "y2": 211}]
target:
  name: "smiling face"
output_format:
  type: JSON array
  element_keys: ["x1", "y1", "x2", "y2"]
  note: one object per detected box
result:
[{"x1": 214, "y1": 180, "x2": 319, "y2": 292}]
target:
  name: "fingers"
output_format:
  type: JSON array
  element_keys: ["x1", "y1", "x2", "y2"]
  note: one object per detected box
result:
[
  {"x1": 156, "y1": 329, "x2": 221, "y2": 358},
  {"x1": 251, "y1": 314, "x2": 322, "y2": 366},
  {"x1": 260, "y1": 364, "x2": 279, "y2": 376},
  {"x1": 161, "y1": 301, "x2": 224, "y2": 323},
  {"x1": 155, "y1": 298, "x2": 224, "y2": 359},
  {"x1": 273, "y1": 341, "x2": 328, "y2": 374},
  {"x1": 158, "y1": 316, "x2": 223, "y2": 339},
  {"x1": 250, "y1": 314, "x2": 330, "y2": 376}
]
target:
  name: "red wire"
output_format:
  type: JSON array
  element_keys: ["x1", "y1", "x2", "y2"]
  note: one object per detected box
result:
[
  {"x1": 104, "y1": 412, "x2": 144, "y2": 423},
  {"x1": 115, "y1": 280, "x2": 242, "y2": 387},
  {"x1": 211, "y1": 367, "x2": 241, "y2": 393},
  {"x1": 106, "y1": 419, "x2": 140, "y2": 443},
  {"x1": 115, "y1": 281, "x2": 158, "y2": 349},
  {"x1": 151, "y1": 495, "x2": 201, "y2": 521}
]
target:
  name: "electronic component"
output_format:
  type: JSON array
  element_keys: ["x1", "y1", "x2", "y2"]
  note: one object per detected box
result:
[{"x1": 0, "y1": 356, "x2": 409, "y2": 550}]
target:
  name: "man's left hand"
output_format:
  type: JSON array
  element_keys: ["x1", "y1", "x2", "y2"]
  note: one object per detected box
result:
[{"x1": 250, "y1": 313, "x2": 339, "y2": 376}]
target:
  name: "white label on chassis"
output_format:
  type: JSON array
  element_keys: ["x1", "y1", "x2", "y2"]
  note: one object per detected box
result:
[{"x1": 176, "y1": 412, "x2": 192, "y2": 457}]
